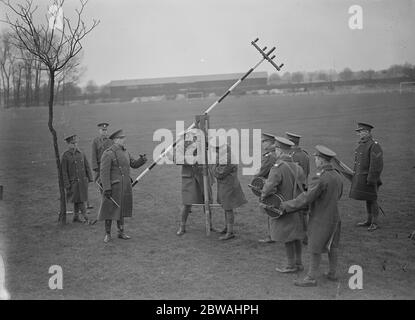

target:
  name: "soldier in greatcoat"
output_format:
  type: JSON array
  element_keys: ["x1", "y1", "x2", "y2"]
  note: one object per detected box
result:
[
  {"x1": 61, "y1": 134, "x2": 93, "y2": 223},
  {"x1": 254, "y1": 132, "x2": 277, "y2": 243},
  {"x1": 166, "y1": 129, "x2": 214, "y2": 236},
  {"x1": 91, "y1": 122, "x2": 114, "y2": 183},
  {"x1": 261, "y1": 137, "x2": 306, "y2": 273},
  {"x1": 349, "y1": 122, "x2": 383, "y2": 231},
  {"x1": 286, "y1": 132, "x2": 311, "y2": 244},
  {"x1": 210, "y1": 136, "x2": 247, "y2": 240},
  {"x1": 281, "y1": 145, "x2": 343, "y2": 287},
  {"x1": 98, "y1": 129, "x2": 147, "y2": 243}
]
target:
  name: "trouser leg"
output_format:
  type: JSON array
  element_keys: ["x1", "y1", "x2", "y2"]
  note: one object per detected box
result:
[
  {"x1": 226, "y1": 210, "x2": 234, "y2": 234},
  {"x1": 117, "y1": 216, "x2": 130, "y2": 239},
  {"x1": 219, "y1": 210, "x2": 235, "y2": 240},
  {"x1": 365, "y1": 201, "x2": 373, "y2": 223},
  {"x1": 73, "y1": 203, "x2": 79, "y2": 221},
  {"x1": 267, "y1": 217, "x2": 272, "y2": 237},
  {"x1": 328, "y1": 248, "x2": 338, "y2": 276},
  {"x1": 307, "y1": 253, "x2": 322, "y2": 279},
  {"x1": 177, "y1": 205, "x2": 191, "y2": 235},
  {"x1": 105, "y1": 220, "x2": 112, "y2": 234},
  {"x1": 294, "y1": 239, "x2": 303, "y2": 267},
  {"x1": 368, "y1": 200, "x2": 379, "y2": 225},
  {"x1": 78, "y1": 202, "x2": 88, "y2": 222},
  {"x1": 117, "y1": 216, "x2": 124, "y2": 232},
  {"x1": 284, "y1": 241, "x2": 296, "y2": 268},
  {"x1": 181, "y1": 205, "x2": 191, "y2": 227}
]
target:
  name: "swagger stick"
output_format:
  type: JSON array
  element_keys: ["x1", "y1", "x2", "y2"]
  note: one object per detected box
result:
[{"x1": 132, "y1": 39, "x2": 284, "y2": 187}]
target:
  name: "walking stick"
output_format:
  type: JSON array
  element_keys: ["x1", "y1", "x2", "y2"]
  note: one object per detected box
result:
[
  {"x1": 132, "y1": 38, "x2": 284, "y2": 187},
  {"x1": 95, "y1": 181, "x2": 120, "y2": 208}
]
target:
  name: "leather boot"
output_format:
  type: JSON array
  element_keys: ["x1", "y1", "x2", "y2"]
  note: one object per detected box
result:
[
  {"x1": 219, "y1": 223, "x2": 235, "y2": 240},
  {"x1": 176, "y1": 225, "x2": 186, "y2": 236},
  {"x1": 117, "y1": 226, "x2": 131, "y2": 240},
  {"x1": 104, "y1": 233, "x2": 112, "y2": 243}
]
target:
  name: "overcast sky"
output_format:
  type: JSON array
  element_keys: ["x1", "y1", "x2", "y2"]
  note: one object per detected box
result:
[{"x1": 1, "y1": 0, "x2": 415, "y2": 85}]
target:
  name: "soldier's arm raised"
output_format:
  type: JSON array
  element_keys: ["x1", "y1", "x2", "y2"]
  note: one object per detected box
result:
[{"x1": 129, "y1": 153, "x2": 147, "y2": 169}]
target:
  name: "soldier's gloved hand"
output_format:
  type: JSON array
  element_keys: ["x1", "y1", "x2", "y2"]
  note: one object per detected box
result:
[
  {"x1": 137, "y1": 154, "x2": 147, "y2": 166},
  {"x1": 280, "y1": 202, "x2": 288, "y2": 213},
  {"x1": 366, "y1": 179, "x2": 376, "y2": 186},
  {"x1": 104, "y1": 190, "x2": 112, "y2": 199}
]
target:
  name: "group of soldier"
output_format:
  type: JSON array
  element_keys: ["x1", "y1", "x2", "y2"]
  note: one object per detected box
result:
[
  {"x1": 61, "y1": 123, "x2": 147, "y2": 242},
  {"x1": 60, "y1": 120, "x2": 383, "y2": 287}
]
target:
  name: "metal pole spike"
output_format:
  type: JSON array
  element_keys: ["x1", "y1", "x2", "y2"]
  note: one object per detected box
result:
[
  {"x1": 253, "y1": 38, "x2": 259, "y2": 43},
  {"x1": 262, "y1": 46, "x2": 267, "y2": 51}
]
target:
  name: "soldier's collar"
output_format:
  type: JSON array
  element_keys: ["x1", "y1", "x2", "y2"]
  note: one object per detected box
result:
[
  {"x1": 69, "y1": 147, "x2": 80, "y2": 153},
  {"x1": 317, "y1": 164, "x2": 333, "y2": 173},
  {"x1": 114, "y1": 143, "x2": 126, "y2": 151},
  {"x1": 278, "y1": 154, "x2": 293, "y2": 162},
  {"x1": 359, "y1": 134, "x2": 372, "y2": 144}
]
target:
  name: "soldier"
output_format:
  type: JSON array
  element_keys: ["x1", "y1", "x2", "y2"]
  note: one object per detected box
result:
[
  {"x1": 254, "y1": 132, "x2": 277, "y2": 243},
  {"x1": 97, "y1": 129, "x2": 147, "y2": 243},
  {"x1": 166, "y1": 129, "x2": 214, "y2": 236},
  {"x1": 211, "y1": 137, "x2": 247, "y2": 240},
  {"x1": 350, "y1": 122, "x2": 383, "y2": 231},
  {"x1": 91, "y1": 122, "x2": 113, "y2": 183},
  {"x1": 261, "y1": 137, "x2": 306, "y2": 272},
  {"x1": 286, "y1": 132, "x2": 310, "y2": 179},
  {"x1": 286, "y1": 132, "x2": 311, "y2": 244},
  {"x1": 280, "y1": 145, "x2": 343, "y2": 287},
  {"x1": 61, "y1": 134, "x2": 93, "y2": 223}
]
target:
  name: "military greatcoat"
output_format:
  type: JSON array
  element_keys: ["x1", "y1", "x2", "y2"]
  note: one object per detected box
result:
[
  {"x1": 98, "y1": 144, "x2": 146, "y2": 221},
  {"x1": 281, "y1": 164, "x2": 344, "y2": 254},
  {"x1": 291, "y1": 146, "x2": 310, "y2": 180},
  {"x1": 349, "y1": 135, "x2": 383, "y2": 201},
  {"x1": 91, "y1": 136, "x2": 114, "y2": 177},
  {"x1": 212, "y1": 145, "x2": 247, "y2": 210},
  {"x1": 61, "y1": 148, "x2": 93, "y2": 203},
  {"x1": 254, "y1": 151, "x2": 277, "y2": 179},
  {"x1": 261, "y1": 155, "x2": 305, "y2": 243}
]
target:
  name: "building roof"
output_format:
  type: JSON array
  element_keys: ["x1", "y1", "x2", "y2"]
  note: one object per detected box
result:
[{"x1": 108, "y1": 72, "x2": 268, "y2": 87}]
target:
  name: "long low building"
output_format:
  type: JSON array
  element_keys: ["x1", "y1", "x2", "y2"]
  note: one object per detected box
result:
[{"x1": 108, "y1": 72, "x2": 268, "y2": 101}]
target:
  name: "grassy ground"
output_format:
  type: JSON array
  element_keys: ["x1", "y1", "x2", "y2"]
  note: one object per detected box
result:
[{"x1": 0, "y1": 91, "x2": 414, "y2": 299}]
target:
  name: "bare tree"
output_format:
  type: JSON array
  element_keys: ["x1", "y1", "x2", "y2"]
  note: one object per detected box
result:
[
  {"x1": 0, "y1": 31, "x2": 14, "y2": 107},
  {"x1": 1, "y1": 0, "x2": 99, "y2": 224}
]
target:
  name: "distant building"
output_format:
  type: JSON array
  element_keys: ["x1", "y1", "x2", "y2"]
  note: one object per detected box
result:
[{"x1": 108, "y1": 72, "x2": 268, "y2": 101}]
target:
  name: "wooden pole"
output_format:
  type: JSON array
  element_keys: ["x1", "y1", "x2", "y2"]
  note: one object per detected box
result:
[{"x1": 195, "y1": 114, "x2": 212, "y2": 235}]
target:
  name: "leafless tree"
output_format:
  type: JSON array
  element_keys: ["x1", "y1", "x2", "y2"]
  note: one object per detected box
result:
[
  {"x1": 1, "y1": 0, "x2": 99, "y2": 224},
  {"x1": 0, "y1": 31, "x2": 14, "y2": 107}
]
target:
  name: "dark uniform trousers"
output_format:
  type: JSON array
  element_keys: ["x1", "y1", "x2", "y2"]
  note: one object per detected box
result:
[{"x1": 349, "y1": 135, "x2": 383, "y2": 225}]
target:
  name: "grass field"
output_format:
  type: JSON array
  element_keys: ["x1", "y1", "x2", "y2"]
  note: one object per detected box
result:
[{"x1": 0, "y1": 91, "x2": 414, "y2": 299}]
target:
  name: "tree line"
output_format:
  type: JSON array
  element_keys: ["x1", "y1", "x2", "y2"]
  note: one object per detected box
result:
[{"x1": 269, "y1": 64, "x2": 415, "y2": 85}]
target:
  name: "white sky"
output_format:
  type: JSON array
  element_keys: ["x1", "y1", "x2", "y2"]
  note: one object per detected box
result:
[{"x1": 1, "y1": 0, "x2": 415, "y2": 85}]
